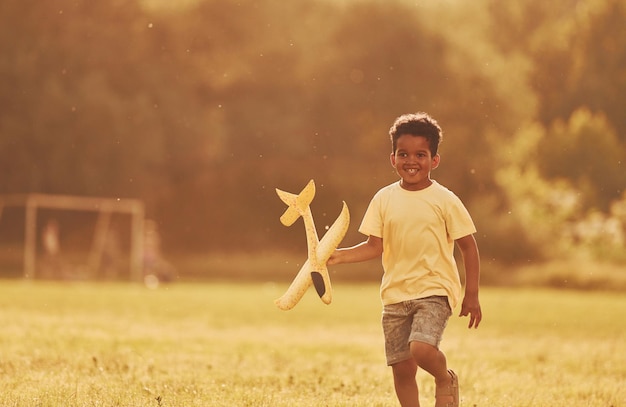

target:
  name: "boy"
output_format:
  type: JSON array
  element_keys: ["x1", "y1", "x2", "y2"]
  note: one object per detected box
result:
[{"x1": 328, "y1": 112, "x2": 482, "y2": 407}]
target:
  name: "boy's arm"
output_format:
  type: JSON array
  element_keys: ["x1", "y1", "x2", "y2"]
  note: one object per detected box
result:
[
  {"x1": 327, "y1": 235, "x2": 383, "y2": 265},
  {"x1": 455, "y1": 234, "x2": 482, "y2": 328}
]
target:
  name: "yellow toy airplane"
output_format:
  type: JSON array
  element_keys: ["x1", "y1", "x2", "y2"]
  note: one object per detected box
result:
[{"x1": 274, "y1": 180, "x2": 350, "y2": 310}]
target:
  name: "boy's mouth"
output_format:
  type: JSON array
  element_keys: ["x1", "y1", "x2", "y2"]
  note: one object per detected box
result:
[{"x1": 406, "y1": 168, "x2": 419, "y2": 175}]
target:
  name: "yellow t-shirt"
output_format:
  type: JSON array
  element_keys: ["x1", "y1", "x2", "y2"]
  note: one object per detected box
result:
[{"x1": 359, "y1": 181, "x2": 476, "y2": 309}]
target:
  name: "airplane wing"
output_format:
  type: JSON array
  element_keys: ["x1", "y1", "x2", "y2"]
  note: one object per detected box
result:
[{"x1": 275, "y1": 179, "x2": 315, "y2": 226}]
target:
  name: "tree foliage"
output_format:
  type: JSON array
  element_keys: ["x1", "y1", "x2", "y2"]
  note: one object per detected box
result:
[{"x1": 0, "y1": 0, "x2": 624, "y2": 263}]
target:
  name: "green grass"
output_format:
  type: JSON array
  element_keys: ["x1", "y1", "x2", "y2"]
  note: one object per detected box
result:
[{"x1": 0, "y1": 281, "x2": 624, "y2": 406}]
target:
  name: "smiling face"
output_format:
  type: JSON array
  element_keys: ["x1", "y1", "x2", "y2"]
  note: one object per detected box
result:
[{"x1": 390, "y1": 134, "x2": 440, "y2": 191}]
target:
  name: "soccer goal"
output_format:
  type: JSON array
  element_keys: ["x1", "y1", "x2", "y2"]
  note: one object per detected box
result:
[{"x1": 0, "y1": 194, "x2": 145, "y2": 281}]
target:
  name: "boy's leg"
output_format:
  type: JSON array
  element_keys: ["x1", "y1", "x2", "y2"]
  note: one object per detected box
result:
[
  {"x1": 410, "y1": 341, "x2": 450, "y2": 383},
  {"x1": 410, "y1": 341, "x2": 456, "y2": 406},
  {"x1": 391, "y1": 358, "x2": 420, "y2": 407},
  {"x1": 383, "y1": 302, "x2": 420, "y2": 406},
  {"x1": 406, "y1": 296, "x2": 456, "y2": 406}
]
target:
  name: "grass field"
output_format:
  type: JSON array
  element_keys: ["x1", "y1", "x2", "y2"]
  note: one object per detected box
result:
[{"x1": 0, "y1": 281, "x2": 624, "y2": 407}]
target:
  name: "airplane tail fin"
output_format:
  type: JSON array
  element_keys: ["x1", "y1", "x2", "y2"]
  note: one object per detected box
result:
[{"x1": 275, "y1": 179, "x2": 315, "y2": 226}]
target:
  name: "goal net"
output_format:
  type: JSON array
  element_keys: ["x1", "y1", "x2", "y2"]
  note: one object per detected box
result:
[{"x1": 0, "y1": 194, "x2": 144, "y2": 281}]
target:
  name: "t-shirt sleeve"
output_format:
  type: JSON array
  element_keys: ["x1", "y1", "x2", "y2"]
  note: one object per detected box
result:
[
  {"x1": 446, "y1": 194, "x2": 477, "y2": 240},
  {"x1": 358, "y1": 193, "x2": 383, "y2": 238}
]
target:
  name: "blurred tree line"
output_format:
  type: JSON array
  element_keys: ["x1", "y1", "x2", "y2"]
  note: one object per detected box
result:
[{"x1": 0, "y1": 0, "x2": 624, "y2": 266}]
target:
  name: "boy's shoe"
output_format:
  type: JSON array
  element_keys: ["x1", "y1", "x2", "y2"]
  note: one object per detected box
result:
[{"x1": 435, "y1": 369, "x2": 459, "y2": 407}]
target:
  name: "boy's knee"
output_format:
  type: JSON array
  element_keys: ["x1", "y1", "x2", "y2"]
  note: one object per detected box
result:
[
  {"x1": 409, "y1": 340, "x2": 439, "y2": 363},
  {"x1": 392, "y1": 359, "x2": 417, "y2": 380}
]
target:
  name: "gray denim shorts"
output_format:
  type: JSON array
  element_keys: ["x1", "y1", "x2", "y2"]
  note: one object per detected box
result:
[{"x1": 382, "y1": 296, "x2": 452, "y2": 366}]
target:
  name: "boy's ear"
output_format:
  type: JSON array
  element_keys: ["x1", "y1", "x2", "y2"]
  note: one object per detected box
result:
[
  {"x1": 390, "y1": 152, "x2": 396, "y2": 167},
  {"x1": 432, "y1": 154, "x2": 441, "y2": 169}
]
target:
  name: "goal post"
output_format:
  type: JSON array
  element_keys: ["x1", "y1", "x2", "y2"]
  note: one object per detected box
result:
[{"x1": 0, "y1": 194, "x2": 145, "y2": 281}]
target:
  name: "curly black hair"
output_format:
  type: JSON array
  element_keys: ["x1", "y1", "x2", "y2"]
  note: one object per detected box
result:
[{"x1": 389, "y1": 112, "x2": 443, "y2": 156}]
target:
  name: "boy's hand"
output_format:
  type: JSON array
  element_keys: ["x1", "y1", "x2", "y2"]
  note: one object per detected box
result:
[
  {"x1": 326, "y1": 250, "x2": 339, "y2": 266},
  {"x1": 459, "y1": 294, "x2": 482, "y2": 328}
]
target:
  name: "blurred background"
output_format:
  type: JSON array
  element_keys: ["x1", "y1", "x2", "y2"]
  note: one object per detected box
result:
[{"x1": 0, "y1": 0, "x2": 624, "y2": 287}]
